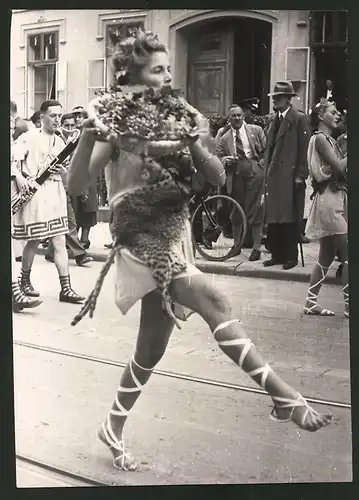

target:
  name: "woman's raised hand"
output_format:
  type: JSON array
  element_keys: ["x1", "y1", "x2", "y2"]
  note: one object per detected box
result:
[
  {"x1": 84, "y1": 97, "x2": 111, "y2": 140},
  {"x1": 179, "y1": 97, "x2": 210, "y2": 140}
]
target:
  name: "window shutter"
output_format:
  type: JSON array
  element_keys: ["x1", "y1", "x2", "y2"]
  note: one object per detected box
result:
[
  {"x1": 56, "y1": 61, "x2": 67, "y2": 109},
  {"x1": 87, "y1": 58, "x2": 106, "y2": 103},
  {"x1": 12, "y1": 66, "x2": 26, "y2": 118},
  {"x1": 285, "y1": 47, "x2": 310, "y2": 112}
]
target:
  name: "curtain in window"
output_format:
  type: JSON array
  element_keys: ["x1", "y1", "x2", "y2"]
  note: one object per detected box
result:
[{"x1": 47, "y1": 64, "x2": 56, "y2": 100}]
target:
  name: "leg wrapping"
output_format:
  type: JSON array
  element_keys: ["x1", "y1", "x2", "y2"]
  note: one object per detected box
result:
[{"x1": 213, "y1": 319, "x2": 272, "y2": 390}]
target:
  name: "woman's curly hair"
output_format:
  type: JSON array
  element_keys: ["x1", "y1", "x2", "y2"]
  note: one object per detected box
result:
[
  {"x1": 110, "y1": 28, "x2": 168, "y2": 88},
  {"x1": 309, "y1": 98, "x2": 337, "y2": 131}
]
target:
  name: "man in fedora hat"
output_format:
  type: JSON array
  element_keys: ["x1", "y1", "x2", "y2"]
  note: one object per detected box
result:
[{"x1": 263, "y1": 81, "x2": 310, "y2": 270}]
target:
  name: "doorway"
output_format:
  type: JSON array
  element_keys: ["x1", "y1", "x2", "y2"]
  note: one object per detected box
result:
[
  {"x1": 309, "y1": 10, "x2": 348, "y2": 112},
  {"x1": 312, "y1": 47, "x2": 347, "y2": 111},
  {"x1": 187, "y1": 17, "x2": 272, "y2": 117}
]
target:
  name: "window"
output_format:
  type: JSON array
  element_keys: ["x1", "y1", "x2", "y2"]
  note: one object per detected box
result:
[
  {"x1": 309, "y1": 11, "x2": 348, "y2": 46},
  {"x1": 105, "y1": 21, "x2": 144, "y2": 87},
  {"x1": 28, "y1": 32, "x2": 58, "y2": 64},
  {"x1": 12, "y1": 66, "x2": 26, "y2": 118},
  {"x1": 26, "y1": 31, "x2": 60, "y2": 115},
  {"x1": 87, "y1": 59, "x2": 106, "y2": 103},
  {"x1": 285, "y1": 48, "x2": 310, "y2": 112},
  {"x1": 56, "y1": 61, "x2": 67, "y2": 109},
  {"x1": 106, "y1": 22, "x2": 144, "y2": 58},
  {"x1": 286, "y1": 48, "x2": 308, "y2": 82},
  {"x1": 33, "y1": 65, "x2": 56, "y2": 112}
]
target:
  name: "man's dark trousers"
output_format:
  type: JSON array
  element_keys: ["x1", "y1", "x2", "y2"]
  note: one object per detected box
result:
[
  {"x1": 266, "y1": 222, "x2": 298, "y2": 263},
  {"x1": 46, "y1": 192, "x2": 87, "y2": 260}
]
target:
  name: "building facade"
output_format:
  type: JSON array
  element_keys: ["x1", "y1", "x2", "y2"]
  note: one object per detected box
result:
[{"x1": 11, "y1": 9, "x2": 348, "y2": 119}]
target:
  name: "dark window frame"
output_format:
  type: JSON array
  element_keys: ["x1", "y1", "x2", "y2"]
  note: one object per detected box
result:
[
  {"x1": 309, "y1": 10, "x2": 348, "y2": 47},
  {"x1": 27, "y1": 31, "x2": 59, "y2": 66},
  {"x1": 105, "y1": 21, "x2": 145, "y2": 59}
]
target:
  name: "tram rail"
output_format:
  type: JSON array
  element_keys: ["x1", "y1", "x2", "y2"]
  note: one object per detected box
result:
[
  {"x1": 16, "y1": 454, "x2": 112, "y2": 487},
  {"x1": 13, "y1": 340, "x2": 351, "y2": 410}
]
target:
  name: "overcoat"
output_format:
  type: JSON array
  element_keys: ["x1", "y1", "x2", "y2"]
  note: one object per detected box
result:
[{"x1": 263, "y1": 107, "x2": 310, "y2": 224}]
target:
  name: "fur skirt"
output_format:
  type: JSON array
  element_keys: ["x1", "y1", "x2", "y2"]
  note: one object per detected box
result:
[{"x1": 114, "y1": 218, "x2": 201, "y2": 321}]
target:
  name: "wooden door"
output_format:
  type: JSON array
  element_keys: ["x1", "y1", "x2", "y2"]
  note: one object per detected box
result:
[
  {"x1": 187, "y1": 25, "x2": 234, "y2": 116},
  {"x1": 189, "y1": 64, "x2": 226, "y2": 115}
]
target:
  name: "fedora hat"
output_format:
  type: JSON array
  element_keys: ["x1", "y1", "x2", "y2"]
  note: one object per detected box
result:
[{"x1": 268, "y1": 81, "x2": 297, "y2": 97}]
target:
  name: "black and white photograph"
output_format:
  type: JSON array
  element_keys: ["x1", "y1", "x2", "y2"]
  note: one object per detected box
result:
[{"x1": 10, "y1": 8, "x2": 350, "y2": 487}]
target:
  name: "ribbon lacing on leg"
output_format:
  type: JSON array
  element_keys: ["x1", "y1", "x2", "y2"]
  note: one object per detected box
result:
[{"x1": 213, "y1": 319, "x2": 272, "y2": 389}]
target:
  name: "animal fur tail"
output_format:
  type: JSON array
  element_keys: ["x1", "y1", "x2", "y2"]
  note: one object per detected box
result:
[{"x1": 71, "y1": 246, "x2": 117, "y2": 326}]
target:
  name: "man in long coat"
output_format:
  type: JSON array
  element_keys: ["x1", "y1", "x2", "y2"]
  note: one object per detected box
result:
[
  {"x1": 263, "y1": 81, "x2": 310, "y2": 270},
  {"x1": 217, "y1": 104, "x2": 266, "y2": 261}
]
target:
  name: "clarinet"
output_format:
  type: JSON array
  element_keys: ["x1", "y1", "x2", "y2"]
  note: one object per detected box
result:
[{"x1": 12, "y1": 129, "x2": 81, "y2": 215}]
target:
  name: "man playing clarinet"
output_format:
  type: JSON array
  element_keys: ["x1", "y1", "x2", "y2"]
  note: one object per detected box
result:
[{"x1": 12, "y1": 100, "x2": 84, "y2": 304}]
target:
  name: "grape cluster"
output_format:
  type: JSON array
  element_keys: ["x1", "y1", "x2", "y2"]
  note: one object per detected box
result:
[{"x1": 95, "y1": 87, "x2": 198, "y2": 142}]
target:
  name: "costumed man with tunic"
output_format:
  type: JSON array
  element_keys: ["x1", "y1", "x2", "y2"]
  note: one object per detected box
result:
[
  {"x1": 11, "y1": 101, "x2": 42, "y2": 311},
  {"x1": 263, "y1": 82, "x2": 310, "y2": 270},
  {"x1": 11, "y1": 100, "x2": 29, "y2": 261},
  {"x1": 217, "y1": 104, "x2": 266, "y2": 261},
  {"x1": 12, "y1": 99, "x2": 85, "y2": 304}
]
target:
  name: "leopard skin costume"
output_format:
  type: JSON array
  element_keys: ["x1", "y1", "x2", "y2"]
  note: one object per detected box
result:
[{"x1": 71, "y1": 151, "x2": 193, "y2": 328}]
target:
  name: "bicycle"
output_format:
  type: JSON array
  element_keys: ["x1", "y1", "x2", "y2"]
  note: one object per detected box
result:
[{"x1": 189, "y1": 191, "x2": 247, "y2": 261}]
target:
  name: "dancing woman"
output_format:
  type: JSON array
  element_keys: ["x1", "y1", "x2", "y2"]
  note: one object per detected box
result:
[
  {"x1": 68, "y1": 30, "x2": 331, "y2": 472},
  {"x1": 303, "y1": 100, "x2": 348, "y2": 317}
]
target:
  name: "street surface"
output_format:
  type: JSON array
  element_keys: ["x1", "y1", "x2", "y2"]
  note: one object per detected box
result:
[
  {"x1": 13, "y1": 259, "x2": 351, "y2": 485},
  {"x1": 16, "y1": 460, "x2": 92, "y2": 488}
]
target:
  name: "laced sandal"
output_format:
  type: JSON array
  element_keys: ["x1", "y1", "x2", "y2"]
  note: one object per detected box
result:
[
  {"x1": 59, "y1": 289, "x2": 85, "y2": 304},
  {"x1": 99, "y1": 416, "x2": 137, "y2": 471},
  {"x1": 303, "y1": 263, "x2": 334, "y2": 316},
  {"x1": 343, "y1": 282, "x2": 349, "y2": 318},
  {"x1": 59, "y1": 275, "x2": 85, "y2": 304},
  {"x1": 19, "y1": 270, "x2": 40, "y2": 297},
  {"x1": 99, "y1": 357, "x2": 153, "y2": 471},
  {"x1": 12, "y1": 281, "x2": 42, "y2": 310},
  {"x1": 270, "y1": 394, "x2": 332, "y2": 431},
  {"x1": 214, "y1": 320, "x2": 332, "y2": 431}
]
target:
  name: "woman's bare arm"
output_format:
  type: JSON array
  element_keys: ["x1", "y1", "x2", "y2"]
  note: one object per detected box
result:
[
  {"x1": 67, "y1": 130, "x2": 97, "y2": 196},
  {"x1": 68, "y1": 133, "x2": 113, "y2": 196},
  {"x1": 189, "y1": 139, "x2": 225, "y2": 187},
  {"x1": 178, "y1": 98, "x2": 225, "y2": 186},
  {"x1": 316, "y1": 134, "x2": 347, "y2": 175}
]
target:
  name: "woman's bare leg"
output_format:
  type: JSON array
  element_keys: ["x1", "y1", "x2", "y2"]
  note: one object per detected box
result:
[
  {"x1": 304, "y1": 234, "x2": 348, "y2": 316},
  {"x1": 98, "y1": 290, "x2": 175, "y2": 469},
  {"x1": 304, "y1": 236, "x2": 336, "y2": 315},
  {"x1": 333, "y1": 235, "x2": 349, "y2": 316},
  {"x1": 169, "y1": 274, "x2": 332, "y2": 432}
]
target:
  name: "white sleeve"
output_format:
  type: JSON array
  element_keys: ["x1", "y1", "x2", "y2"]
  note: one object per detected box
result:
[{"x1": 12, "y1": 133, "x2": 29, "y2": 162}]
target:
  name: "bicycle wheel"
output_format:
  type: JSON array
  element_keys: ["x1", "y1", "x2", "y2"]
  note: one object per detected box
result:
[{"x1": 191, "y1": 195, "x2": 247, "y2": 261}]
